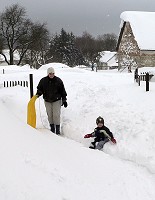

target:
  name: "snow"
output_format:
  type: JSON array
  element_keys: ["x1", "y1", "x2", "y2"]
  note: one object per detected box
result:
[
  {"x1": 0, "y1": 63, "x2": 155, "y2": 200},
  {"x1": 120, "y1": 11, "x2": 155, "y2": 50},
  {"x1": 0, "y1": 49, "x2": 20, "y2": 62},
  {"x1": 100, "y1": 51, "x2": 117, "y2": 63},
  {"x1": 99, "y1": 51, "x2": 118, "y2": 68}
]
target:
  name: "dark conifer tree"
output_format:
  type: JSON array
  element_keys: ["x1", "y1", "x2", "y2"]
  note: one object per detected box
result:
[{"x1": 48, "y1": 29, "x2": 84, "y2": 67}]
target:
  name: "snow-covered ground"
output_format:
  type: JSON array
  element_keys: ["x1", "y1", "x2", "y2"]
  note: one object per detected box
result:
[{"x1": 0, "y1": 63, "x2": 155, "y2": 200}]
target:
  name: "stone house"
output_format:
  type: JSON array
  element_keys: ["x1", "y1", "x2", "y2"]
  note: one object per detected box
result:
[{"x1": 116, "y1": 11, "x2": 155, "y2": 71}]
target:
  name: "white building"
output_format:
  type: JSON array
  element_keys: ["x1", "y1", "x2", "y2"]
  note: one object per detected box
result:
[{"x1": 97, "y1": 51, "x2": 118, "y2": 70}]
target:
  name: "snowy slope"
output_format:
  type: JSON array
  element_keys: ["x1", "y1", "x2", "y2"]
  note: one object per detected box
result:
[{"x1": 0, "y1": 63, "x2": 155, "y2": 200}]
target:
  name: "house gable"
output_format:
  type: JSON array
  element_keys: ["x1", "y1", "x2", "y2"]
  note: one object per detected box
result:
[
  {"x1": 120, "y1": 11, "x2": 155, "y2": 50},
  {"x1": 117, "y1": 22, "x2": 139, "y2": 55},
  {"x1": 117, "y1": 11, "x2": 155, "y2": 69},
  {"x1": 117, "y1": 22, "x2": 140, "y2": 69}
]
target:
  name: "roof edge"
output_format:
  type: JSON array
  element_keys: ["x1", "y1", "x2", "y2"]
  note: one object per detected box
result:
[{"x1": 116, "y1": 22, "x2": 126, "y2": 51}]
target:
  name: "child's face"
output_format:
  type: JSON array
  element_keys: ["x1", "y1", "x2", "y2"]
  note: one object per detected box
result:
[{"x1": 97, "y1": 123, "x2": 104, "y2": 127}]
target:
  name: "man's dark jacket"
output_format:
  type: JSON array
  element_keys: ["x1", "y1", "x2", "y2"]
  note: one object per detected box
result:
[{"x1": 37, "y1": 76, "x2": 67, "y2": 103}]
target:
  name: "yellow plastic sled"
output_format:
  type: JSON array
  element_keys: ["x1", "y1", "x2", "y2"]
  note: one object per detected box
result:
[{"x1": 27, "y1": 95, "x2": 38, "y2": 128}]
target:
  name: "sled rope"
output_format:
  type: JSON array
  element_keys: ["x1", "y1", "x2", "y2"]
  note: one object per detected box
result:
[{"x1": 38, "y1": 97, "x2": 48, "y2": 129}]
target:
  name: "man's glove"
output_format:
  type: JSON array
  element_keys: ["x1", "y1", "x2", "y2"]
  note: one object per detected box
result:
[
  {"x1": 36, "y1": 90, "x2": 42, "y2": 97},
  {"x1": 84, "y1": 134, "x2": 92, "y2": 138},
  {"x1": 62, "y1": 101, "x2": 68, "y2": 108},
  {"x1": 111, "y1": 138, "x2": 117, "y2": 144}
]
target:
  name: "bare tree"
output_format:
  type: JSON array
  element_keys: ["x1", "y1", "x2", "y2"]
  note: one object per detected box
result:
[
  {"x1": 21, "y1": 23, "x2": 50, "y2": 68},
  {"x1": 0, "y1": 4, "x2": 31, "y2": 64},
  {"x1": 97, "y1": 33, "x2": 118, "y2": 51},
  {"x1": 75, "y1": 32, "x2": 102, "y2": 70},
  {"x1": 0, "y1": 4, "x2": 50, "y2": 66},
  {"x1": 0, "y1": 34, "x2": 4, "y2": 52}
]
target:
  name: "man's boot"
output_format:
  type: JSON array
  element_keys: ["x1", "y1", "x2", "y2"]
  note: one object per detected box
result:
[
  {"x1": 50, "y1": 124, "x2": 55, "y2": 133},
  {"x1": 56, "y1": 125, "x2": 60, "y2": 135}
]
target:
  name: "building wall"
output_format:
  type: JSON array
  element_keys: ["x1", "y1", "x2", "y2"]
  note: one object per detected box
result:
[
  {"x1": 117, "y1": 22, "x2": 155, "y2": 69},
  {"x1": 140, "y1": 51, "x2": 155, "y2": 67}
]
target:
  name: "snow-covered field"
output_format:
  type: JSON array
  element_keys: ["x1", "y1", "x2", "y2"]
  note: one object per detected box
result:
[{"x1": 0, "y1": 63, "x2": 155, "y2": 200}]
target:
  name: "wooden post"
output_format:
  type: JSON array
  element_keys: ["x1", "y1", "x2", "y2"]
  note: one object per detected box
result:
[
  {"x1": 146, "y1": 73, "x2": 149, "y2": 91},
  {"x1": 29, "y1": 74, "x2": 34, "y2": 98},
  {"x1": 96, "y1": 66, "x2": 98, "y2": 72},
  {"x1": 135, "y1": 68, "x2": 138, "y2": 82},
  {"x1": 138, "y1": 75, "x2": 140, "y2": 86}
]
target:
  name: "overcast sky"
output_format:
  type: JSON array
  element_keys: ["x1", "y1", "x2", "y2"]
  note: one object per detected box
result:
[{"x1": 0, "y1": 0, "x2": 155, "y2": 37}]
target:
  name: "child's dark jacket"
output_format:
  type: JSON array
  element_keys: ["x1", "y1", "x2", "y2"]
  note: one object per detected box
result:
[{"x1": 91, "y1": 126, "x2": 114, "y2": 142}]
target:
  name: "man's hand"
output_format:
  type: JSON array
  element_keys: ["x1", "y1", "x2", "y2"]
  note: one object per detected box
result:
[{"x1": 62, "y1": 101, "x2": 68, "y2": 108}]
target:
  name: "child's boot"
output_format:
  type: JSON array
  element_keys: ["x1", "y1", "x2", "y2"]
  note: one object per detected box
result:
[{"x1": 89, "y1": 142, "x2": 96, "y2": 149}]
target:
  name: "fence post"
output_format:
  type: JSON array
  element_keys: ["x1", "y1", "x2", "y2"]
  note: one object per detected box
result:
[
  {"x1": 134, "y1": 68, "x2": 138, "y2": 81},
  {"x1": 3, "y1": 69, "x2": 4, "y2": 74},
  {"x1": 138, "y1": 75, "x2": 140, "y2": 86},
  {"x1": 146, "y1": 73, "x2": 149, "y2": 91},
  {"x1": 29, "y1": 74, "x2": 34, "y2": 98}
]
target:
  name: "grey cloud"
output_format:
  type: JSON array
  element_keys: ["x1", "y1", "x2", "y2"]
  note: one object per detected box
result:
[{"x1": 0, "y1": 0, "x2": 155, "y2": 37}]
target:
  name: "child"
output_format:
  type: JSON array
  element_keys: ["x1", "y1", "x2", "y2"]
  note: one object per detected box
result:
[{"x1": 84, "y1": 116, "x2": 116, "y2": 150}]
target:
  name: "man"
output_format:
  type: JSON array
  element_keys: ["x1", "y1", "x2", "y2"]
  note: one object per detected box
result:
[{"x1": 36, "y1": 67, "x2": 67, "y2": 134}]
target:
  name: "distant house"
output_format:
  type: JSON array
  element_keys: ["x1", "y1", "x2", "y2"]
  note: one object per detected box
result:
[
  {"x1": 97, "y1": 51, "x2": 118, "y2": 70},
  {"x1": 116, "y1": 11, "x2": 155, "y2": 71},
  {"x1": 0, "y1": 49, "x2": 20, "y2": 65}
]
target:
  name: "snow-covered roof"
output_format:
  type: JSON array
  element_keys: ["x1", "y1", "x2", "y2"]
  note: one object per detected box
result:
[
  {"x1": 100, "y1": 51, "x2": 117, "y2": 63},
  {"x1": 120, "y1": 11, "x2": 155, "y2": 50},
  {"x1": 108, "y1": 57, "x2": 118, "y2": 67}
]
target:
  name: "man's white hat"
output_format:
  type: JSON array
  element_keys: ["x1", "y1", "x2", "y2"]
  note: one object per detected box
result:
[{"x1": 47, "y1": 67, "x2": 55, "y2": 75}]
